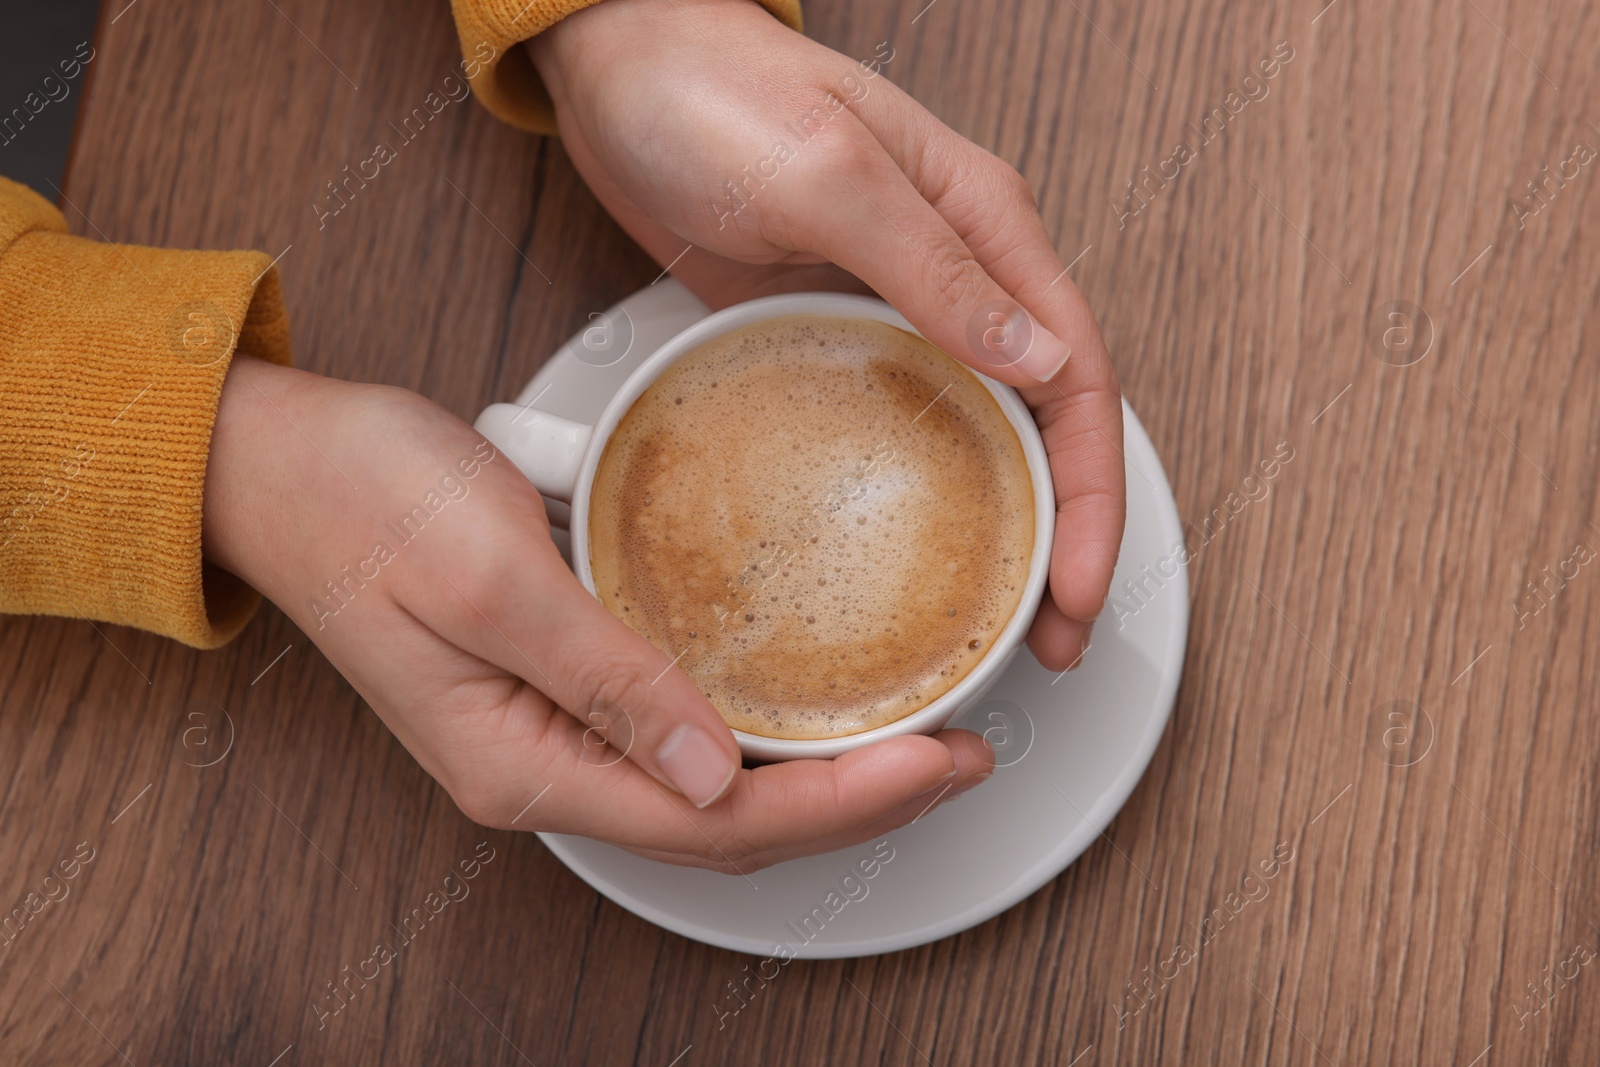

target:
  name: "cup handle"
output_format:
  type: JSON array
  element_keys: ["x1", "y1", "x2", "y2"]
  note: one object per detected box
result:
[{"x1": 473, "y1": 403, "x2": 594, "y2": 503}]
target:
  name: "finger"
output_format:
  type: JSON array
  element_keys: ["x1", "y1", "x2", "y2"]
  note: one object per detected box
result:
[
  {"x1": 1028, "y1": 369, "x2": 1126, "y2": 626},
  {"x1": 694, "y1": 727, "x2": 996, "y2": 868},
  {"x1": 596, "y1": 730, "x2": 992, "y2": 870},
  {"x1": 841, "y1": 75, "x2": 1086, "y2": 316},
  {"x1": 838, "y1": 80, "x2": 1127, "y2": 626},
  {"x1": 1026, "y1": 594, "x2": 1093, "y2": 673},
  {"x1": 712, "y1": 729, "x2": 989, "y2": 859},
  {"x1": 775, "y1": 120, "x2": 1072, "y2": 387},
  {"x1": 426, "y1": 535, "x2": 742, "y2": 810},
  {"x1": 478, "y1": 720, "x2": 954, "y2": 858},
  {"x1": 818, "y1": 78, "x2": 1099, "y2": 386}
]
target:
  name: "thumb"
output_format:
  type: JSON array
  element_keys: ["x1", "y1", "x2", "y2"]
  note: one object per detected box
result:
[{"x1": 438, "y1": 544, "x2": 742, "y2": 809}]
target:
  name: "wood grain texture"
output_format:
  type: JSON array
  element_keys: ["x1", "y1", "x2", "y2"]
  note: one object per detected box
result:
[{"x1": 3, "y1": 0, "x2": 1599, "y2": 1062}]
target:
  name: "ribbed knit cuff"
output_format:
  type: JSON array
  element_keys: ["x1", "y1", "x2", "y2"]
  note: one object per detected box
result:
[
  {"x1": 450, "y1": 0, "x2": 804, "y2": 135},
  {"x1": 0, "y1": 177, "x2": 292, "y2": 649}
]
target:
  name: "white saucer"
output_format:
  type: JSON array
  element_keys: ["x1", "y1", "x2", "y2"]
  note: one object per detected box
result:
[{"x1": 502, "y1": 280, "x2": 1189, "y2": 959}]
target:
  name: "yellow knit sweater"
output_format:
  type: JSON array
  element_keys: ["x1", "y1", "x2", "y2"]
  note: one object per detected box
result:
[{"x1": 0, "y1": 0, "x2": 800, "y2": 648}]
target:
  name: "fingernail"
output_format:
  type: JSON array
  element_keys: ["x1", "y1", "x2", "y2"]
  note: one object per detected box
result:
[
  {"x1": 911, "y1": 768, "x2": 959, "y2": 804},
  {"x1": 950, "y1": 772, "x2": 992, "y2": 798},
  {"x1": 1073, "y1": 624, "x2": 1094, "y2": 668},
  {"x1": 1018, "y1": 325, "x2": 1071, "y2": 383},
  {"x1": 656, "y1": 725, "x2": 736, "y2": 809}
]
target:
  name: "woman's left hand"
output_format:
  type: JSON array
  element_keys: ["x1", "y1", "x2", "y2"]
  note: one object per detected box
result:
[{"x1": 529, "y1": 0, "x2": 1125, "y2": 668}]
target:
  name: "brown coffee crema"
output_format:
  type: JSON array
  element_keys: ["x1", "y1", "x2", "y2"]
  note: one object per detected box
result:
[{"x1": 589, "y1": 315, "x2": 1035, "y2": 740}]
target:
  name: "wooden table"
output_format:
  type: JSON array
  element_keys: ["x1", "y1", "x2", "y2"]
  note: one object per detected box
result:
[{"x1": 5, "y1": 0, "x2": 1598, "y2": 1061}]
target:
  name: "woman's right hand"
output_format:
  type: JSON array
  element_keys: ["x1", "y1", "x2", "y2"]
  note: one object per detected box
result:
[{"x1": 201, "y1": 356, "x2": 993, "y2": 871}]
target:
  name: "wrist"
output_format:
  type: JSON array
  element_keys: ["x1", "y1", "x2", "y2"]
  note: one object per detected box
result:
[
  {"x1": 524, "y1": 0, "x2": 615, "y2": 98},
  {"x1": 527, "y1": 0, "x2": 760, "y2": 99},
  {"x1": 202, "y1": 356, "x2": 334, "y2": 592}
]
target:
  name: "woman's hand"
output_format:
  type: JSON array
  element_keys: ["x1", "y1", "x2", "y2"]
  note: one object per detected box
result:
[
  {"x1": 202, "y1": 357, "x2": 992, "y2": 871},
  {"x1": 530, "y1": 0, "x2": 1125, "y2": 668}
]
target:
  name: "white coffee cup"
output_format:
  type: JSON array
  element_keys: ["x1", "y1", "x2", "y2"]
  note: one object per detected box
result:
[{"x1": 474, "y1": 292, "x2": 1056, "y2": 761}]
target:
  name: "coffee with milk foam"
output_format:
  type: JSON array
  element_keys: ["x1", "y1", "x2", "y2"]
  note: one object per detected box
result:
[{"x1": 589, "y1": 314, "x2": 1035, "y2": 740}]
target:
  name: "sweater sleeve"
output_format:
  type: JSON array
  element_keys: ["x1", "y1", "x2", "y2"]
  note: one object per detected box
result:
[
  {"x1": 450, "y1": 0, "x2": 803, "y2": 135},
  {"x1": 0, "y1": 177, "x2": 292, "y2": 649}
]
